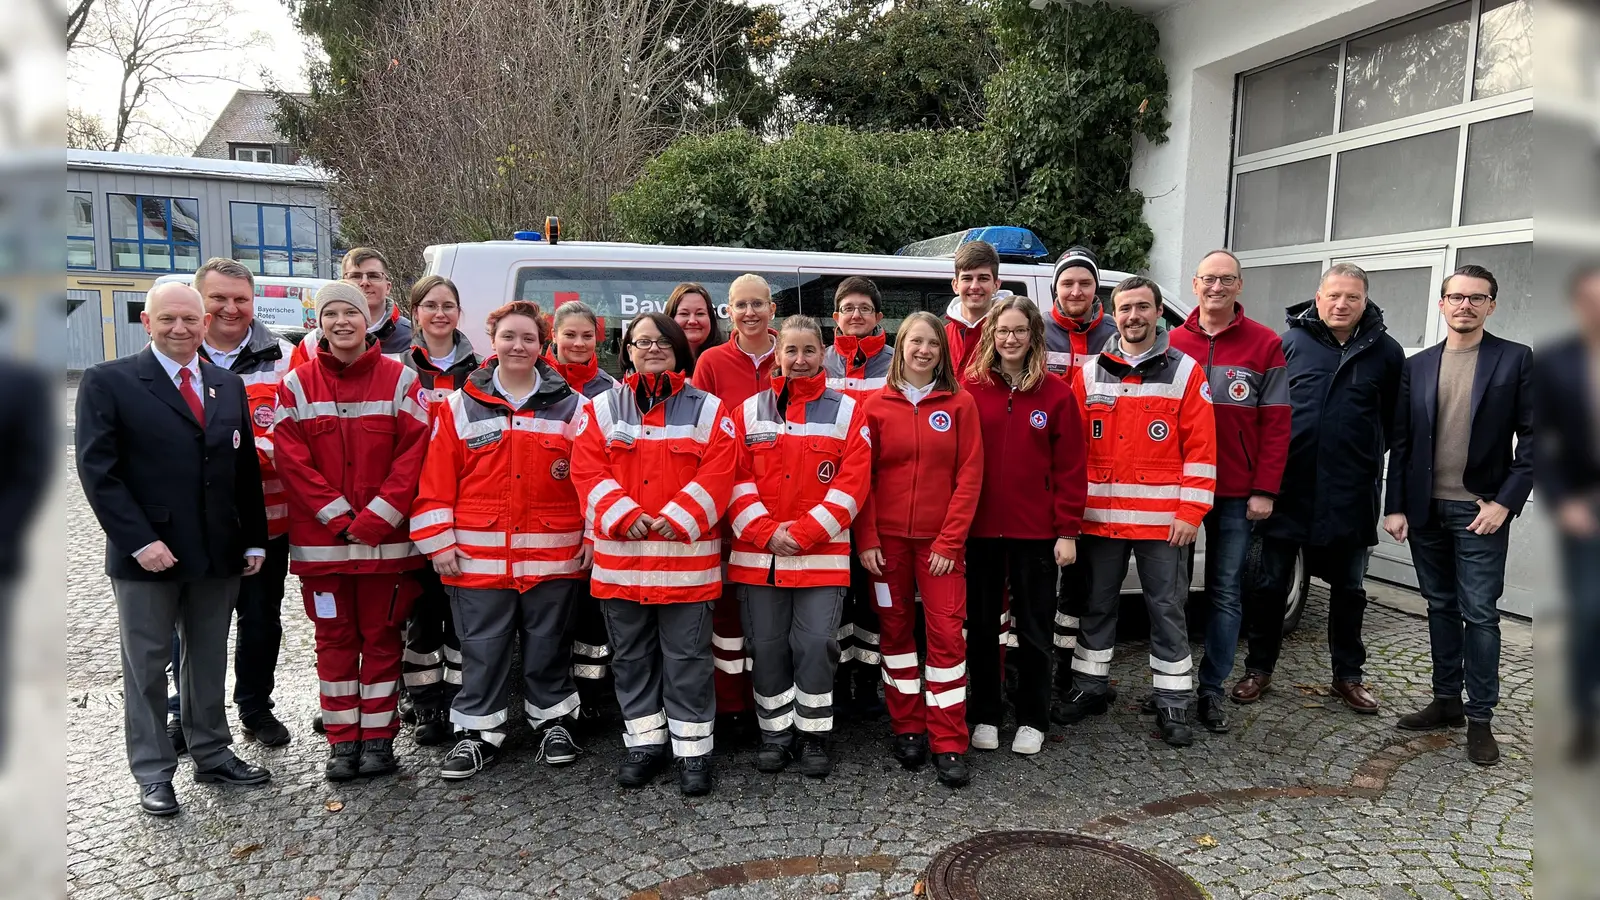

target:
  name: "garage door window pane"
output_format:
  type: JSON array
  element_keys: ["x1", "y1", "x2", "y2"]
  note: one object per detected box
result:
[
  {"x1": 1363, "y1": 266, "x2": 1434, "y2": 348},
  {"x1": 1233, "y1": 156, "x2": 1330, "y2": 251},
  {"x1": 1239, "y1": 47, "x2": 1339, "y2": 155},
  {"x1": 1475, "y1": 0, "x2": 1532, "y2": 99},
  {"x1": 1333, "y1": 128, "x2": 1458, "y2": 240},
  {"x1": 1342, "y1": 4, "x2": 1471, "y2": 131},
  {"x1": 1458, "y1": 243, "x2": 1541, "y2": 344},
  {"x1": 1461, "y1": 113, "x2": 1532, "y2": 225},
  {"x1": 1242, "y1": 263, "x2": 1324, "y2": 331}
]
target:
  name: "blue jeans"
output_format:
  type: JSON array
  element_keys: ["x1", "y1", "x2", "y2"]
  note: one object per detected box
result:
[
  {"x1": 1409, "y1": 499, "x2": 1509, "y2": 722},
  {"x1": 1198, "y1": 498, "x2": 1252, "y2": 698},
  {"x1": 1563, "y1": 533, "x2": 1600, "y2": 723}
]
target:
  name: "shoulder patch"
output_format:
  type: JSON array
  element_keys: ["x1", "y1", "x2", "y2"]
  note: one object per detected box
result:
[
  {"x1": 1199, "y1": 380, "x2": 1213, "y2": 403},
  {"x1": 576, "y1": 411, "x2": 590, "y2": 435},
  {"x1": 860, "y1": 424, "x2": 872, "y2": 447},
  {"x1": 721, "y1": 416, "x2": 736, "y2": 439}
]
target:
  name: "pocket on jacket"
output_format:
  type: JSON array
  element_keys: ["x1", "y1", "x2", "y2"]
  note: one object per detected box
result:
[
  {"x1": 668, "y1": 438, "x2": 706, "y2": 483},
  {"x1": 1136, "y1": 464, "x2": 1182, "y2": 485}
]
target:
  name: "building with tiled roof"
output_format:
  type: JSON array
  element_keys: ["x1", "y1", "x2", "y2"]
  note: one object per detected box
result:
[{"x1": 193, "y1": 89, "x2": 309, "y2": 165}]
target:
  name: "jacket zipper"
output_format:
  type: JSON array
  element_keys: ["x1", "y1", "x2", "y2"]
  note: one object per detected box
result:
[
  {"x1": 907, "y1": 397, "x2": 922, "y2": 532},
  {"x1": 1238, "y1": 431, "x2": 1253, "y2": 472}
]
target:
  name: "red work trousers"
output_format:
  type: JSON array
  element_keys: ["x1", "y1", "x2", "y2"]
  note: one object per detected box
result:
[
  {"x1": 874, "y1": 535, "x2": 969, "y2": 754},
  {"x1": 712, "y1": 584, "x2": 752, "y2": 714},
  {"x1": 301, "y1": 573, "x2": 418, "y2": 745}
]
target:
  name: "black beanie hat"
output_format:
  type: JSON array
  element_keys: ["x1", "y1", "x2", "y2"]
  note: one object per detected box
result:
[{"x1": 1053, "y1": 246, "x2": 1100, "y2": 286}]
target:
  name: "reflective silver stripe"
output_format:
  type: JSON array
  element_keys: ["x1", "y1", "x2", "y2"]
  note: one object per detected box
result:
[
  {"x1": 262, "y1": 479, "x2": 284, "y2": 493},
  {"x1": 731, "y1": 482, "x2": 758, "y2": 500},
  {"x1": 1086, "y1": 483, "x2": 1181, "y2": 500},
  {"x1": 264, "y1": 504, "x2": 289, "y2": 520},
  {"x1": 412, "y1": 531, "x2": 455, "y2": 555},
  {"x1": 442, "y1": 668, "x2": 462, "y2": 684},
  {"x1": 755, "y1": 687, "x2": 795, "y2": 710},
  {"x1": 300, "y1": 400, "x2": 397, "y2": 418},
  {"x1": 457, "y1": 557, "x2": 507, "y2": 575},
  {"x1": 316, "y1": 496, "x2": 353, "y2": 524},
  {"x1": 403, "y1": 649, "x2": 443, "y2": 666},
  {"x1": 443, "y1": 646, "x2": 462, "y2": 663},
  {"x1": 572, "y1": 641, "x2": 611, "y2": 659},
  {"x1": 713, "y1": 656, "x2": 748, "y2": 673},
  {"x1": 672, "y1": 736, "x2": 713, "y2": 756},
  {"x1": 1045, "y1": 350, "x2": 1071, "y2": 369},
  {"x1": 395, "y1": 369, "x2": 428, "y2": 424},
  {"x1": 289, "y1": 541, "x2": 417, "y2": 561},
  {"x1": 924, "y1": 686, "x2": 967, "y2": 709},
  {"x1": 524, "y1": 692, "x2": 580, "y2": 723},
  {"x1": 1150, "y1": 654, "x2": 1193, "y2": 674},
  {"x1": 682, "y1": 481, "x2": 718, "y2": 524},
  {"x1": 824, "y1": 489, "x2": 859, "y2": 519},
  {"x1": 624, "y1": 729, "x2": 668, "y2": 747},
  {"x1": 319, "y1": 679, "x2": 360, "y2": 697},
  {"x1": 512, "y1": 558, "x2": 585, "y2": 578},
  {"x1": 361, "y1": 710, "x2": 396, "y2": 728},
  {"x1": 456, "y1": 529, "x2": 507, "y2": 547},
  {"x1": 511, "y1": 531, "x2": 584, "y2": 549},
  {"x1": 256, "y1": 437, "x2": 275, "y2": 456},
  {"x1": 1053, "y1": 634, "x2": 1077, "y2": 649},
  {"x1": 809, "y1": 505, "x2": 844, "y2": 540},
  {"x1": 591, "y1": 566, "x2": 721, "y2": 588},
  {"x1": 1152, "y1": 673, "x2": 1192, "y2": 690},
  {"x1": 593, "y1": 538, "x2": 720, "y2": 559},
  {"x1": 660, "y1": 502, "x2": 701, "y2": 542},
  {"x1": 882, "y1": 651, "x2": 919, "y2": 669},
  {"x1": 320, "y1": 708, "x2": 360, "y2": 724},
  {"x1": 411, "y1": 508, "x2": 454, "y2": 530},
  {"x1": 881, "y1": 669, "x2": 921, "y2": 694},
  {"x1": 600, "y1": 496, "x2": 641, "y2": 534},
  {"x1": 925, "y1": 662, "x2": 966, "y2": 683},
  {"x1": 758, "y1": 711, "x2": 794, "y2": 730},
  {"x1": 793, "y1": 714, "x2": 833, "y2": 732},
  {"x1": 1083, "y1": 508, "x2": 1176, "y2": 526},
  {"x1": 404, "y1": 669, "x2": 443, "y2": 686},
  {"x1": 625, "y1": 711, "x2": 668, "y2": 734},
  {"x1": 1055, "y1": 612, "x2": 1080, "y2": 628},
  {"x1": 1072, "y1": 657, "x2": 1111, "y2": 676},
  {"x1": 1180, "y1": 488, "x2": 1214, "y2": 504},
  {"x1": 585, "y1": 478, "x2": 624, "y2": 522},
  {"x1": 794, "y1": 688, "x2": 831, "y2": 708},
  {"x1": 509, "y1": 415, "x2": 575, "y2": 436},
  {"x1": 1184, "y1": 463, "x2": 1217, "y2": 479},
  {"x1": 727, "y1": 550, "x2": 771, "y2": 570},
  {"x1": 361, "y1": 681, "x2": 397, "y2": 699},
  {"x1": 669, "y1": 718, "x2": 714, "y2": 738},
  {"x1": 450, "y1": 708, "x2": 509, "y2": 729},
  {"x1": 731, "y1": 502, "x2": 769, "y2": 537},
  {"x1": 711, "y1": 634, "x2": 743, "y2": 651},
  {"x1": 367, "y1": 496, "x2": 404, "y2": 526},
  {"x1": 1077, "y1": 647, "x2": 1114, "y2": 662},
  {"x1": 774, "y1": 554, "x2": 850, "y2": 572},
  {"x1": 572, "y1": 663, "x2": 607, "y2": 680}
]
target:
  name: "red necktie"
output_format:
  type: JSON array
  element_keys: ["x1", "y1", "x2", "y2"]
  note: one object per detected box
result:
[{"x1": 178, "y1": 367, "x2": 205, "y2": 425}]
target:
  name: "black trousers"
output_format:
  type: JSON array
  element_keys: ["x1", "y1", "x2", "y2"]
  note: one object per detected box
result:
[
  {"x1": 966, "y1": 537, "x2": 1057, "y2": 731},
  {"x1": 1243, "y1": 536, "x2": 1369, "y2": 682},
  {"x1": 168, "y1": 535, "x2": 289, "y2": 725}
]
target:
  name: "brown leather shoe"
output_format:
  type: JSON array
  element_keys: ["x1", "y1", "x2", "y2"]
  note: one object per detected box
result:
[
  {"x1": 1230, "y1": 672, "x2": 1272, "y2": 704},
  {"x1": 1331, "y1": 680, "x2": 1380, "y2": 714}
]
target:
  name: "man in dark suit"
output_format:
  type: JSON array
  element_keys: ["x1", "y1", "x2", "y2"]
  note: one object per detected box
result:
[
  {"x1": 1534, "y1": 262, "x2": 1600, "y2": 765},
  {"x1": 75, "y1": 282, "x2": 273, "y2": 816},
  {"x1": 1383, "y1": 264, "x2": 1534, "y2": 767}
]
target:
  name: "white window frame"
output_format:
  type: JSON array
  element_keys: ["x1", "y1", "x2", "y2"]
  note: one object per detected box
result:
[{"x1": 233, "y1": 146, "x2": 274, "y2": 163}]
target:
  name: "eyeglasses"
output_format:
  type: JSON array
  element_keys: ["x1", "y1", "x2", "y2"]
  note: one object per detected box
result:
[
  {"x1": 628, "y1": 338, "x2": 673, "y2": 350},
  {"x1": 344, "y1": 271, "x2": 388, "y2": 283},
  {"x1": 994, "y1": 328, "x2": 1031, "y2": 340},
  {"x1": 417, "y1": 302, "x2": 458, "y2": 313},
  {"x1": 730, "y1": 300, "x2": 769, "y2": 313},
  {"x1": 1443, "y1": 292, "x2": 1493, "y2": 307},
  {"x1": 1198, "y1": 275, "x2": 1240, "y2": 287},
  {"x1": 836, "y1": 305, "x2": 876, "y2": 316}
]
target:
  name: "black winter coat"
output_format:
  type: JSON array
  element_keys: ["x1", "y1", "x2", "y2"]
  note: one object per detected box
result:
[{"x1": 1259, "y1": 300, "x2": 1404, "y2": 547}]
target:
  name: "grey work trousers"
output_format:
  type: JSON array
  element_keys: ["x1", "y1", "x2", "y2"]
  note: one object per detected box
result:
[
  {"x1": 600, "y1": 598, "x2": 715, "y2": 758},
  {"x1": 448, "y1": 579, "x2": 579, "y2": 745},
  {"x1": 1071, "y1": 536, "x2": 1195, "y2": 710},
  {"x1": 738, "y1": 584, "x2": 845, "y2": 746}
]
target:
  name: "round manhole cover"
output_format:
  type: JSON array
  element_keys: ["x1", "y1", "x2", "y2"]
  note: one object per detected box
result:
[{"x1": 925, "y1": 830, "x2": 1204, "y2": 900}]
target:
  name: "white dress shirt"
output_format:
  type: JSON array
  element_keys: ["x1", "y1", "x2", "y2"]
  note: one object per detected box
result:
[{"x1": 202, "y1": 340, "x2": 244, "y2": 372}]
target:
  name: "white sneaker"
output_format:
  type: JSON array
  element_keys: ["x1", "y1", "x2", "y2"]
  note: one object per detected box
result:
[
  {"x1": 1012, "y1": 726, "x2": 1045, "y2": 755},
  {"x1": 971, "y1": 724, "x2": 1000, "y2": 751}
]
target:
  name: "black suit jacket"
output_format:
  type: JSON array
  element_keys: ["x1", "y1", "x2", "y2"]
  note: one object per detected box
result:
[
  {"x1": 1384, "y1": 331, "x2": 1535, "y2": 525},
  {"x1": 75, "y1": 346, "x2": 268, "y2": 581},
  {"x1": 1533, "y1": 335, "x2": 1600, "y2": 505}
]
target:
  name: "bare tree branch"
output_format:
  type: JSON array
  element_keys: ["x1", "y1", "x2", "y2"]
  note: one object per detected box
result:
[{"x1": 66, "y1": 0, "x2": 95, "y2": 50}]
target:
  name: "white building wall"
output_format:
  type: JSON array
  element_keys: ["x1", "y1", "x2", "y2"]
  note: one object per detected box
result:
[{"x1": 1131, "y1": 0, "x2": 1436, "y2": 291}]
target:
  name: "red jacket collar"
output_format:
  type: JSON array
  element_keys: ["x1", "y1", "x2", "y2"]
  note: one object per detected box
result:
[
  {"x1": 771, "y1": 371, "x2": 826, "y2": 408},
  {"x1": 544, "y1": 352, "x2": 599, "y2": 389},
  {"x1": 832, "y1": 332, "x2": 887, "y2": 369},
  {"x1": 317, "y1": 336, "x2": 382, "y2": 375},
  {"x1": 1051, "y1": 300, "x2": 1104, "y2": 334},
  {"x1": 1182, "y1": 302, "x2": 1247, "y2": 337}
]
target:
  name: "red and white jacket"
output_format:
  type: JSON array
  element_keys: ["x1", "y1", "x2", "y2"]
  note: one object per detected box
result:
[
  {"x1": 409, "y1": 358, "x2": 590, "y2": 591},
  {"x1": 726, "y1": 373, "x2": 872, "y2": 588},
  {"x1": 855, "y1": 385, "x2": 985, "y2": 560},
  {"x1": 1073, "y1": 330, "x2": 1218, "y2": 541},
  {"x1": 272, "y1": 338, "x2": 431, "y2": 575},
  {"x1": 544, "y1": 352, "x2": 618, "y2": 400},
  {"x1": 205, "y1": 320, "x2": 294, "y2": 538},
  {"x1": 823, "y1": 333, "x2": 891, "y2": 400},
  {"x1": 571, "y1": 372, "x2": 738, "y2": 603},
  {"x1": 1044, "y1": 299, "x2": 1117, "y2": 388}
]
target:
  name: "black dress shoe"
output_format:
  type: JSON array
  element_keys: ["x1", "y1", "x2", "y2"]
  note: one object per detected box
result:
[
  {"x1": 325, "y1": 741, "x2": 361, "y2": 781},
  {"x1": 1050, "y1": 688, "x2": 1116, "y2": 725},
  {"x1": 933, "y1": 752, "x2": 971, "y2": 787},
  {"x1": 798, "y1": 736, "x2": 832, "y2": 778},
  {"x1": 140, "y1": 781, "x2": 180, "y2": 817},
  {"x1": 617, "y1": 749, "x2": 668, "y2": 787},
  {"x1": 1197, "y1": 695, "x2": 1230, "y2": 734},
  {"x1": 194, "y1": 756, "x2": 271, "y2": 785},
  {"x1": 166, "y1": 718, "x2": 187, "y2": 756},
  {"x1": 892, "y1": 733, "x2": 929, "y2": 769},
  {"x1": 678, "y1": 756, "x2": 713, "y2": 796},
  {"x1": 242, "y1": 713, "x2": 291, "y2": 748},
  {"x1": 358, "y1": 738, "x2": 398, "y2": 777},
  {"x1": 1154, "y1": 707, "x2": 1194, "y2": 747}
]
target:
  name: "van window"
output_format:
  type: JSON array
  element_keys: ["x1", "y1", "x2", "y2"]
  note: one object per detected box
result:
[
  {"x1": 514, "y1": 267, "x2": 802, "y2": 374},
  {"x1": 798, "y1": 272, "x2": 1029, "y2": 341}
]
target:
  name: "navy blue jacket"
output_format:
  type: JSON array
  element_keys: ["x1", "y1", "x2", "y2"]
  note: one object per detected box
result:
[
  {"x1": 1533, "y1": 335, "x2": 1600, "y2": 507},
  {"x1": 1260, "y1": 300, "x2": 1404, "y2": 547},
  {"x1": 75, "y1": 347, "x2": 268, "y2": 581},
  {"x1": 1383, "y1": 332, "x2": 1535, "y2": 525}
]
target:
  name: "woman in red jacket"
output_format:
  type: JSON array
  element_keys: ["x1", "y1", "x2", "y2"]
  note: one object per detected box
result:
[
  {"x1": 961, "y1": 296, "x2": 1087, "y2": 757},
  {"x1": 409, "y1": 301, "x2": 592, "y2": 780},
  {"x1": 570, "y1": 312, "x2": 737, "y2": 796},
  {"x1": 545, "y1": 300, "x2": 620, "y2": 717},
  {"x1": 725, "y1": 315, "x2": 872, "y2": 778},
  {"x1": 856, "y1": 311, "x2": 984, "y2": 787}
]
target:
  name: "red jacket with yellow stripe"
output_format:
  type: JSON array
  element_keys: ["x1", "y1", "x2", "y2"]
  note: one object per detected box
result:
[
  {"x1": 408, "y1": 358, "x2": 590, "y2": 590},
  {"x1": 726, "y1": 373, "x2": 872, "y2": 588},
  {"x1": 271, "y1": 338, "x2": 432, "y2": 575},
  {"x1": 1072, "y1": 330, "x2": 1218, "y2": 540},
  {"x1": 205, "y1": 321, "x2": 294, "y2": 538},
  {"x1": 570, "y1": 372, "x2": 738, "y2": 603}
]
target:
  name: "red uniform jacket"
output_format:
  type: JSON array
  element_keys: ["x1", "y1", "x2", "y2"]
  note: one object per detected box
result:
[
  {"x1": 944, "y1": 298, "x2": 986, "y2": 377},
  {"x1": 823, "y1": 333, "x2": 891, "y2": 400},
  {"x1": 408, "y1": 358, "x2": 590, "y2": 590},
  {"x1": 1167, "y1": 304, "x2": 1290, "y2": 499},
  {"x1": 726, "y1": 373, "x2": 872, "y2": 588},
  {"x1": 544, "y1": 353, "x2": 618, "y2": 400},
  {"x1": 963, "y1": 369, "x2": 1086, "y2": 541},
  {"x1": 205, "y1": 320, "x2": 294, "y2": 538},
  {"x1": 1044, "y1": 300, "x2": 1117, "y2": 389},
  {"x1": 855, "y1": 385, "x2": 985, "y2": 560},
  {"x1": 690, "y1": 331, "x2": 777, "y2": 412},
  {"x1": 272, "y1": 338, "x2": 431, "y2": 575},
  {"x1": 571, "y1": 372, "x2": 738, "y2": 603}
]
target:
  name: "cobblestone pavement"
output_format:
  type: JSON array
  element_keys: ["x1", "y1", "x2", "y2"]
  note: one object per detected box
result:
[{"x1": 65, "y1": 457, "x2": 1533, "y2": 900}]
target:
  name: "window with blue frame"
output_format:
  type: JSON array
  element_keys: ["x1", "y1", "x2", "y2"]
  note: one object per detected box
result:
[
  {"x1": 231, "y1": 202, "x2": 319, "y2": 276},
  {"x1": 68, "y1": 191, "x2": 95, "y2": 269},
  {"x1": 108, "y1": 194, "x2": 201, "y2": 273}
]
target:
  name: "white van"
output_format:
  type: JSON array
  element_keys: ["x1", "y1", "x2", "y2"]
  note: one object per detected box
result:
[
  {"x1": 423, "y1": 233, "x2": 1313, "y2": 632},
  {"x1": 153, "y1": 272, "x2": 331, "y2": 341}
]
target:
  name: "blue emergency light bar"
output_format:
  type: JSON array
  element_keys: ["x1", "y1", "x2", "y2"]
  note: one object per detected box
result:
[
  {"x1": 512, "y1": 217, "x2": 562, "y2": 244},
  {"x1": 895, "y1": 226, "x2": 1050, "y2": 263},
  {"x1": 512, "y1": 231, "x2": 543, "y2": 241}
]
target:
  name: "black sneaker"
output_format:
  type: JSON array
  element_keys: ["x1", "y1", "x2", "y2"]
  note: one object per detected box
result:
[
  {"x1": 413, "y1": 709, "x2": 453, "y2": 747},
  {"x1": 242, "y1": 712, "x2": 291, "y2": 748},
  {"x1": 536, "y1": 724, "x2": 581, "y2": 767},
  {"x1": 798, "y1": 736, "x2": 832, "y2": 778},
  {"x1": 167, "y1": 717, "x2": 187, "y2": 756},
  {"x1": 1154, "y1": 707, "x2": 1194, "y2": 747},
  {"x1": 358, "y1": 737, "x2": 398, "y2": 777},
  {"x1": 892, "y1": 733, "x2": 929, "y2": 770},
  {"x1": 678, "y1": 756, "x2": 713, "y2": 796},
  {"x1": 754, "y1": 741, "x2": 794, "y2": 773},
  {"x1": 397, "y1": 690, "x2": 417, "y2": 725},
  {"x1": 617, "y1": 749, "x2": 668, "y2": 788},
  {"x1": 933, "y1": 752, "x2": 971, "y2": 788},
  {"x1": 440, "y1": 734, "x2": 498, "y2": 780},
  {"x1": 325, "y1": 741, "x2": 361, "y2": 782},
  {"x1": 1050, "y1": 688, "x2": 1117, "y2": 725},
  {"x1": 1197, "y1": 695, "x2": 1230, "y2": 734}
]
